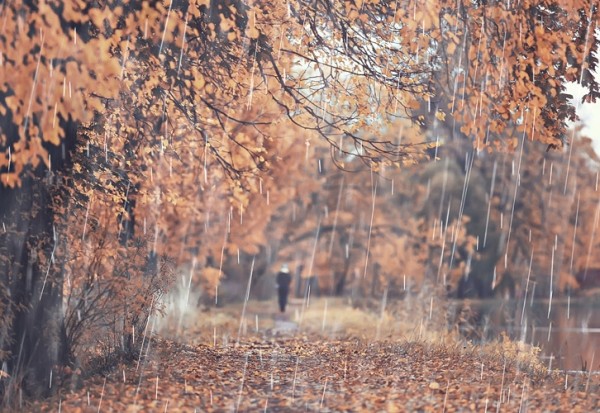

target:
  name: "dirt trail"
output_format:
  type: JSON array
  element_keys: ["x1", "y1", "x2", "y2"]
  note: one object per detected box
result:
[{"x1": 31, "y1": 299, "x2": 599, "y2": 412}]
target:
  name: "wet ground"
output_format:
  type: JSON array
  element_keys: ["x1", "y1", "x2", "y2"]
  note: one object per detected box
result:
[
  {"x1": 33, "y1": 331, "x2": 599, "y2": 412},
  {"x1": 27, "y1": 297, "x2": 600, "y2": 412}
]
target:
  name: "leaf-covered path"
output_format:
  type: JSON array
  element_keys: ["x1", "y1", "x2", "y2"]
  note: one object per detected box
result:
[{"x1": 34, "y1": 331, "x2": 599, "y2": 412}]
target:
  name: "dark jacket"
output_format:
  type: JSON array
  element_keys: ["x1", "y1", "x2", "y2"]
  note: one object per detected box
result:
[{"x1": 276, "y1": 271, "x2": 292, "y2": 290}]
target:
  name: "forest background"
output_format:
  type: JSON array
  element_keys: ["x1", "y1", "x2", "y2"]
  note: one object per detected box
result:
[{"x1": 0, "y1": 0, "x2": 599, "y2": 405}]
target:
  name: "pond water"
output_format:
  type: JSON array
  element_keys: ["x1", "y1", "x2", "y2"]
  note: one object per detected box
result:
[{"x1": 451, "y1": 298, "x2": 600, "y2": 372}]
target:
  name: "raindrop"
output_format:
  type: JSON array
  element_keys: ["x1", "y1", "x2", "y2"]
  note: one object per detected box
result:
[
  {"x1": 292, "y1": 357, "x2": 299, "y2": 400},
  {"x1": 98, "y1": 377, "x2": 106, "y2": 412},
  {"x1": 158, "y1": 0, "x2": 174, "y2": 56},
  {"x1": 319, "y1": 377, "x2": 328, "y2": 409}
]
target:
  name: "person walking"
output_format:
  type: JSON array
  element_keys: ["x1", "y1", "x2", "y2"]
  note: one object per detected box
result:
[{"x1": 276, "y1": 263, "x2": 292, "y2": 313}]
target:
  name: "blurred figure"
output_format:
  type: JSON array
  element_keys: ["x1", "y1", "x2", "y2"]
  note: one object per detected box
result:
[{"x1": 276, "y1": 263, "x2": 292, "y2": 312}]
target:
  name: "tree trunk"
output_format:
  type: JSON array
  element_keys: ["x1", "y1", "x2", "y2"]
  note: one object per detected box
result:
[
  {"x1": 334, "y1": 257, "x2": 351, "y2": 296},
  {"x1": 0, "y1": 175, "x2": 66, "y2": 400},
  {"x1": 0, "y1": 118, "x2": 76, "y2": 402}
]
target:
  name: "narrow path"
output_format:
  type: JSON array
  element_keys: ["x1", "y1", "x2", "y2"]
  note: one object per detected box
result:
[{"x1": 31, "y1": 299, "x2": 600, "y2": 412}]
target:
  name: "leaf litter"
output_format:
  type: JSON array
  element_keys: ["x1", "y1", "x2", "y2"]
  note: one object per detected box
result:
[{"x1": 30, "y1": 299, "x2": 599, "y2": 412}]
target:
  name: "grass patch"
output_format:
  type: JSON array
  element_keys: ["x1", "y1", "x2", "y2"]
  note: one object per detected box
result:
[{"x1": 157, "y1": 295, "x2": 547, "y2": 378}]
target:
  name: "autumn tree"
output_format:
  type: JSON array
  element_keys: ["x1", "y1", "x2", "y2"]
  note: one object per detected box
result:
[
  {"x1": 420, "y1": 0, "x2": 599, "y2": 148},
  {"x1": 412, "y1": 126, "x2": 600, "y2": 301},
  {"x1": 401, "y1": 0, "x2": 600, "y2": 297},
  {"x1": 489, "y1": 131, "x2": 600, "y2": 299}
]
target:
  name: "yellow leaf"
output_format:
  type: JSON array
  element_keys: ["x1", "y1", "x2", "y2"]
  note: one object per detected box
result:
[
  {"x1": 247, "y1": 26, "x2": 260, "y2": 39},
  {"x1": 193, "y1": 74, "x2": 205, "y2": 90},
  {"x1": 447, "y1": 41, "x2": 456, "y2": 55}
]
